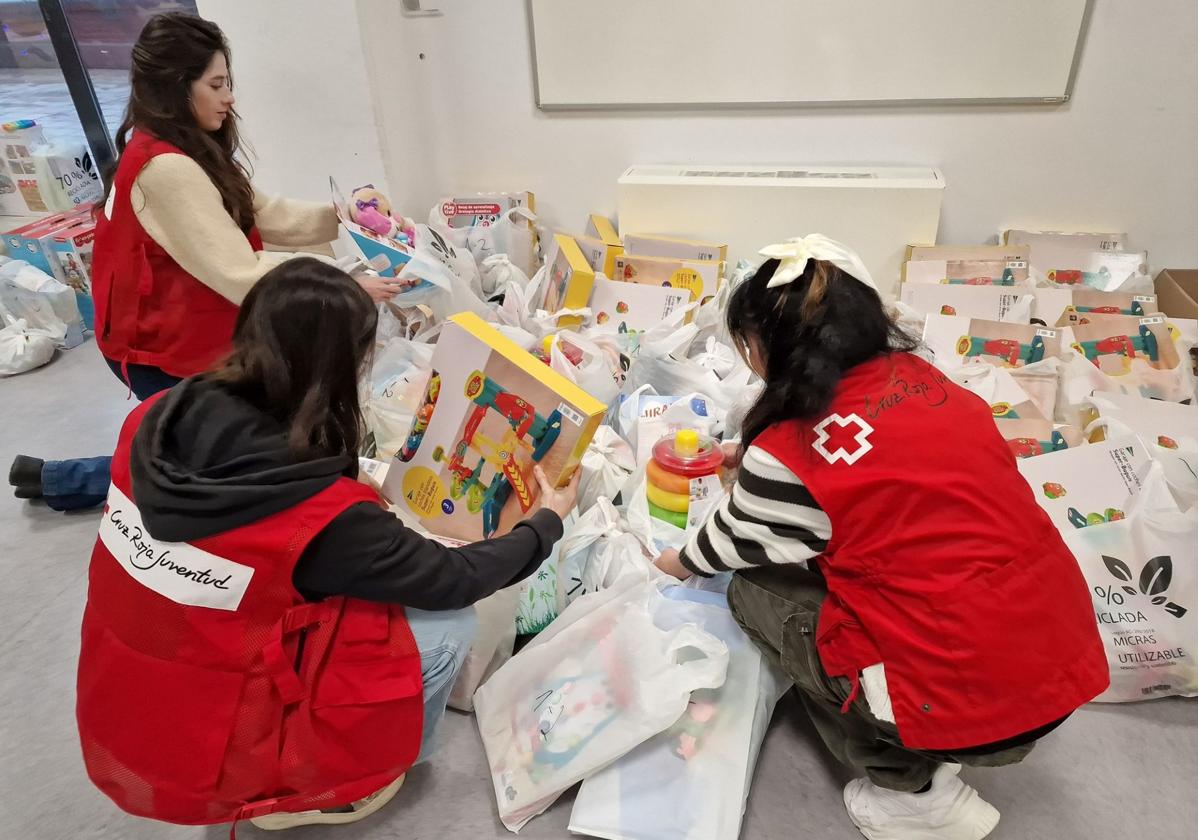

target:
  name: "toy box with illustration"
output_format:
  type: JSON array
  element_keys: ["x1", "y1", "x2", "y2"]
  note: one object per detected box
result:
[
  {"x1": 610, "y1": 252, "x2": 722, "y2": 306},
  {"x1": 951, "y1": 365, "x2": 1050, "y2": 422},
  {"x1": 47, "y1": 216, "x2": 95, "y2": 290},
  {"x1": 590, "y1": 276, "x2": 690, "y2": 335},
  {"x1": 330, "y1": 177, "x2": 423, "y2": 283},
  {"x1": 1054, "y1": 289, "x2": 1159, "y2": 327},
  {"x1": 383, "y1": 312, "x2": 606, "y2": 543},
  {"x1": 905, "y1": 243, "x2": 1030, "y2": 265},
  {"x1": 0, "y1": 120, "x2": 48, "y2": 215},
  {"x1": 623, "y1": 232, "x2": 728, "y2": 266},
  {"x1": 923, "y1": 314, "x2": 1062, "y2": 370},
  {"x1": 903, "y1": 258, "x2": 1029, "y2": 287},
  {"x1": 1040, "y1": 250, "x2": 1150, "y2": 292},
  {"x1": 900, "y1": 283, "x2": 1031, "y2": 321},
  {"x1": 1065, "y1": 313, "x2": 1180, "y2": 376},
  {"x1": 994, "y1": 418, "x2": 1081, "y2": 459},
  {"x1": 542, "y1": 234, "x2": 597, "y2": 329},
  {"x1": 3, "y1": 207, "x2": 90, "y2": 274},
  {"x1": 1003, "y1": 229, "x2": 1135, "y2": 285},
  {"x1": 574, "y1": 233, "x2": 623, "y2": 278},
  {"x1": 1017, "y1": 436, "x2": 1150, "y2": 531},
  {"x1": 439, "y1": 191, "x2": 534, "y2": 228}
]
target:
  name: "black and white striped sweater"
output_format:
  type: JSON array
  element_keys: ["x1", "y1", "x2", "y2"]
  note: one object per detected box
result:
[{"x1": 680, "y1": 446, "x2": 832, "y2": 576}]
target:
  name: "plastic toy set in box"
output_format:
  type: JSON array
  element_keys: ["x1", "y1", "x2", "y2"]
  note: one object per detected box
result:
[{"x1": 383, "y1": 312, "x2": 607, "y2": 542}]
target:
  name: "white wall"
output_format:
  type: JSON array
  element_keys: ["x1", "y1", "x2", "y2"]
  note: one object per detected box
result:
[
  {"x1": 362, "y1": 0, "x2": 1198, "y2": 270},
  {"x1": 200, "y1": 0, "x2": 1198, "y2": 271},
  {"x1": 195, "y1": 0, "x2": 390, "y2": 202}
]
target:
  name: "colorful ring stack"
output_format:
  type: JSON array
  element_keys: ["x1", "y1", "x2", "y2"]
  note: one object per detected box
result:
[{"x1": 646, "y1": 429, "x2": 723, "y2": 528}]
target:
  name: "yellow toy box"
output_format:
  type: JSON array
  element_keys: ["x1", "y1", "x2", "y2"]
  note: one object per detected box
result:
[
  {"x1": 611, "y1": 252, "x2": 722, "y2": 305},
  {"x1": 383, "y1": 312, "x2": 607, "y2": 543},
  {"x1": 542, "y1": 234, "x2": 597, "y2": 329}
]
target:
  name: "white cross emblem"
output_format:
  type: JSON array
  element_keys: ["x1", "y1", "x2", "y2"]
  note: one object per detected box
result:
[{"x1": 813, "y1": 413, "x2": 875, "y2": 465}]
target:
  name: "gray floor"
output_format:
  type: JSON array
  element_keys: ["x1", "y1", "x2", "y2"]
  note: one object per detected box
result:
[{"x1": 1, "y1": 343, "x2": 1195, "y2": 840}]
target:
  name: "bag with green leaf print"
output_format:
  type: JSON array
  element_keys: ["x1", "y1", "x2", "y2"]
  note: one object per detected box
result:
[{"x1": 1063, "y1": 462, "x2": 1198, "y2": 702}]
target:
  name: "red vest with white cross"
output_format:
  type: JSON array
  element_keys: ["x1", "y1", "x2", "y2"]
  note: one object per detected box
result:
[
  {"x1": 754, "y1": 353, "x2": 1108, "y2": 750},
  {"x1": 76, "y1": 395, "x2": 423, "y2": 825},
  {"x1": 91, "y1": 131, "x2": 262, "y2": 378}
]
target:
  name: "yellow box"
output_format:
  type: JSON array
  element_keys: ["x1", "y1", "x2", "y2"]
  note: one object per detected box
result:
[
  {"x1": 543, "y1": 234, "x2": 597, "y2": 329},
  {"x1": 382, "y1": 311, "x2": 606, "y2": 543},
  {"x1": 585, "y1": 213, "x2": 621, "y2": 245},
  {"x1": 573, "y1": 232, "x2": 623, "y2": 278},
  {"x1": 611, "y1": 252, "x2": 722, "y2": 306}
]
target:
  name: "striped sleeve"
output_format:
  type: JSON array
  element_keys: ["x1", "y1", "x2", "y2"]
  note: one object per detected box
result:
[{"x1": 679, "y1": 445, "x2": 832, "y2": 577}]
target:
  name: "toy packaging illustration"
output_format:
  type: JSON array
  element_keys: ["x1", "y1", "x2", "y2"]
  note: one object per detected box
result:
[
  {"x1": 905, "y1": 243, "x2": 1030, "y2": 267},
  {"x1": 949, "y1": 364, "x2": 1051, "y2": 422},
  {"x1": 1002, "y1": 229, "x2": 1143, "y2": 288},
  {"x1": 439, "y1": 190, "x2": 534, "y2": 229},
  {"x1": 1017, "y1": 436, "x2": 1150, "y2": 531},
  {"x1": 1055, "y1": 290, "x2": 1158, "y2": 326},
  {"x1": 611, "y1": 252, "x2": 723, "y2": 306},
  {"x1": 903, "y1": 258, "x2": 1029, "y2": 287},
  {"x1": 1067, "y1": 314, "x2": 1180, "y2": 375},
  {"x1": 578, "y1": 214, "x2": 624, "y2": 277},
  {"x1": 923, "y1": 315, "x2": 1062, "y2": 370},
  {"x1": 542, "y1": 234, "x2": 597, "y2": 329},
  {"x1": 590, "y1": 276, "x2": 690, "y2": 335},
  {"x1": 383, "y1": 312, "x2": 606, "y2": 542},
  {"x1": 994, "y1": 418, "x2": 1082, "y2": 460},
  {"x1": 900, "y1": 283, "x2": 1032, "y2": 321},
  {"x1": 1041, "y1": 251, "x2": 1151, "y2": 292}
]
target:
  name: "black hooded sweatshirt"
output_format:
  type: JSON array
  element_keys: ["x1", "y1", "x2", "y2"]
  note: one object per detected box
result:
[{"x1": 128, "y1": 377, "x2": 563, "y2": 609}]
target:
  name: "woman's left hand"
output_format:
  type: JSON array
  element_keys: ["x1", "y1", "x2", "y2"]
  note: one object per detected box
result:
[
  {"x1": 655, "y1": 548, "x2": 693, "y2": 581},
  {"x1": 356, "y1": 274, "x2": 405, "y2": 303}
]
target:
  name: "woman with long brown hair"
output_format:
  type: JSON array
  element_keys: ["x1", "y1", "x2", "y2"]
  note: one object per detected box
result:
[{"x1": 9, "y1": 12, "x2": 399, "y2": 510}]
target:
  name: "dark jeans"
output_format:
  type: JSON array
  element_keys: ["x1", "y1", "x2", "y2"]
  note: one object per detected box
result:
[
  {"x1": 727, "y1": 567, "x2": 1046, "y2": 792},
  {"x1": 40, "y1": 358, "x2": 181, "y2": 512}
]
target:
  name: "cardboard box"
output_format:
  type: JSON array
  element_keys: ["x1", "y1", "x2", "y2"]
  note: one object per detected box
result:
[
  {"x1": 542, "y1": 234, "x2": 597, "y2": 329},
  {"x1": 1040, "y1": 250, "x2": 1149, "y2": 292},
  {"x1": 900, "y1": 283, "x2": 1032, "y2": 320},
  {"x1": 1016, "y1": 436, "x2": 1151, "y2": 531},
  {"x1": 383, "y1": 312, "x2": 606, "y2": 542},
  {"x1": 573, "y1": 232, "x2": 623, "y2": 279},
  {"x1": 590, "y1": 275, "x2": 690, "y2": 334},
  {"x1": 47, "y1": 216, "x2": 95, "y2": 292},
  {"x1": 923, "y1": 314, "x2": 1061, "y2": 370},
  {"x1": 1052, "y1": 289, "x2": 1158, "y2": 328},
  {"x1": 1065, "y1": 313, "x2": 1180, "y2": 377},
  {"x1": 623, "y1": 232, "x2": 728, "y2": 266},
  {"x1": 611, "y1": 252, "x2": 722, "y2": 305},
  {"x1": 905, "y1": 244, "x2": 1030, "y2": 264},
  {"x1": 903, "y1": 258, "x2": 1029, "y2": 287},
  {"x1": 439, "y1": 191, "x2": 534, "y2": 228},
  {"x1": 1155, "y1": 269, "x2": 1198, "y2": 319},
  {"x1": 1003, "y1": 229, "x2": 1133, "y2": 285},
  {"x1": 994, "y1": 418, "x2": 1083, "y2": 459},
  {"x1": 0, "y1": 121, "x2": 49, "y2": 215},
  {"x1": 3, "y1": 208, "x2": 90, "y2": 274},
  {"x1": 585, "y1": 214, "x2": 620, "y2": 244}
]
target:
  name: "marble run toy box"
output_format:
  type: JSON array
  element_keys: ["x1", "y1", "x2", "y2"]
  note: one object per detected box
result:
[
  {"x1": 923, "y1": 314, "x2": 1062, "y2": 371},
  {"x1": 383, "y1": 312, "x2": 607, "y2": 543}
]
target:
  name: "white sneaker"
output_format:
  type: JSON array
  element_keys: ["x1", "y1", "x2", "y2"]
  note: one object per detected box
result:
[
  {"x1": 843, "y1": 764, "x2": 1000, "y2": 840},
  {"x1": 250, "y1": 775, "x2": 406, "y2": 830}
]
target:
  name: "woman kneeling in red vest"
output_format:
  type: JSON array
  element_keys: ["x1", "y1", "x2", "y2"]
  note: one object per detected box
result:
[
  {"x1": 76, "y1": 259, "x2": 577, "y2": 832},
  {"x1": 656, "y1": 235, "x2": 1108, "y2": 840}
]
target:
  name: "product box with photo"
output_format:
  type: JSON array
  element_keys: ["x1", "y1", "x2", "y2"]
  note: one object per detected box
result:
[{"x1": 384, "y1": 312, "x2": 607, "y2": 543}]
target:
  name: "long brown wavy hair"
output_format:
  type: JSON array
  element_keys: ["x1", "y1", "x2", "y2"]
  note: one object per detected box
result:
[{"x1": 102, "y1": 13, "x2": 255, "y2": 229}]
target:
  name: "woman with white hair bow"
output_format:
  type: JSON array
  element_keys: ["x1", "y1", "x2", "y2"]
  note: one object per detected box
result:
[{"x1": 656, "y1": 235, "x2": 1107, "y2": 840}]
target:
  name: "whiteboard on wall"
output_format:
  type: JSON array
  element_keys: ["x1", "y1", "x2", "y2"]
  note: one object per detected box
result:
[{"x1": 528, "y1": 0, "x2": 1092, "y2": 109}]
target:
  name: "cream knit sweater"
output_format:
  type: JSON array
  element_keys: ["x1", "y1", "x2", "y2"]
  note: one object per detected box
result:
[{"x1": 123, "y1": 153, "x2": 339, "y2": 305}]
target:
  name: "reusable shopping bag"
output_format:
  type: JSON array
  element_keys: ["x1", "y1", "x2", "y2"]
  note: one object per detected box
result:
[
  {"x1": 474, "y1": 577, "x2": 729, "y2": 832},
  {"x1": 555, "y1": 498, "x2": 659, "y2": 611},
  {"x1": 570, "y1": 585, "x2": 789, "y2": 840},
  {"x1": 1016, "y1": 435, "x2": 1152, "y2": 531},
  {"x1": 577, "y1": 426, "x2": 636, "y2": 515},
  {"x1": 449, "y1": 584, "x2": 521, "y2": 712},
  {"x1": 1062, "y1": 463, "x2": 1198, "y2": 702},
  {"x1": 0, "y1": 318, "x2": 55, "y2": 376}
]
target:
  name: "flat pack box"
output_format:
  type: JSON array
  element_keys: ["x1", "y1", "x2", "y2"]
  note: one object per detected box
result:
[
  {"x1": 383, "y1": 312, "x2": 606, "y2": 543},
  {"x1": 1155, "y1": 269, "x2": 1198, "y2": 319},
  {"x1": 617, "y1": 164, "x2": 945, "y2": 298}
]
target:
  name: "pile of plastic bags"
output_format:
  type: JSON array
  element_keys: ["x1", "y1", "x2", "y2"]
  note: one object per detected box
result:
[{"x1": 0, "y1": 255, "x2": 86, "y2": 377}]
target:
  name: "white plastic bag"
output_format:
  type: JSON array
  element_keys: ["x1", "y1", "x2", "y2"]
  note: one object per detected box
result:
[
  {"x1": 578, "y1": 426, "x2": 636, "y2": 515},
  {"x1": 465, "y1": 206, "x2": 540, "y2": 279},
  {"x1": 1083, "y1": 393, "x2": 1198, "y2": 511},
  {"x1": 555, "y1": 498, "x2": 659, "y2": 610},
  {"x1": 0, "y1": 259, "x2": 83, "y2": 348},
  {"x1": 365, "y1": 336, "x2": 435, "y2": 459},
  {"x1": 570, "y1": 585, "x2": 789, "y2": 840},
  {"x1": 449, "y1": 584, "x2": 521, "y2": 712},
  {"x1": 1062, "y1": 463, "x2": 1198, "y2": 702},
  {"x1": 474, "y1": 577, "x2": 729, "y2": 832},
  {"x1": 549, "y1": 331, "x2": 622, "y2": 405},
  {"x1": 481, "y1": 253, "x2": 531, "y2": 299},
  {"x1": 397, "y1": 224, "x2": 490, "y2": 319},
  {"x1": 0, "y1": 318, "x2": 56, "y2": 376}
]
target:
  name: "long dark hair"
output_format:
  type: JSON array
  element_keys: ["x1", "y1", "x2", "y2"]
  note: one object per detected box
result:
[
  {"x1": 209, "y1": 259, "x2": 378, "y2": 459},
  {"x1": 102, "y1": 13, "x2": 255, "y2": 229},
  {"x1": 728, "y1": 258, "x2": 919, "y2": 445}
]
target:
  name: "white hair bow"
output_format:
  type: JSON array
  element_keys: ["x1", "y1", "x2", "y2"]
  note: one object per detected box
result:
[{"x1": 758, "y1": 234, "x2": 877, "y2": 291}]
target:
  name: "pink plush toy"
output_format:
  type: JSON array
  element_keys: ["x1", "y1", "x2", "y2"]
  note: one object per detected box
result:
[{"x1": 350, "y1": 184, "x2": 417, "y2": 245}]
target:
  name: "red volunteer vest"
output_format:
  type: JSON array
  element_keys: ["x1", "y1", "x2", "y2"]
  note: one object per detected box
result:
[
  {"x1": 76, "y1": 395, "x2": 423, "y2": 825},
  {"x1": 755, "y1": 353, "x2": 1108, "y2": 750},
  {"x1": 91, "y1": 131, "x2": 263, "y2": 378}
]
